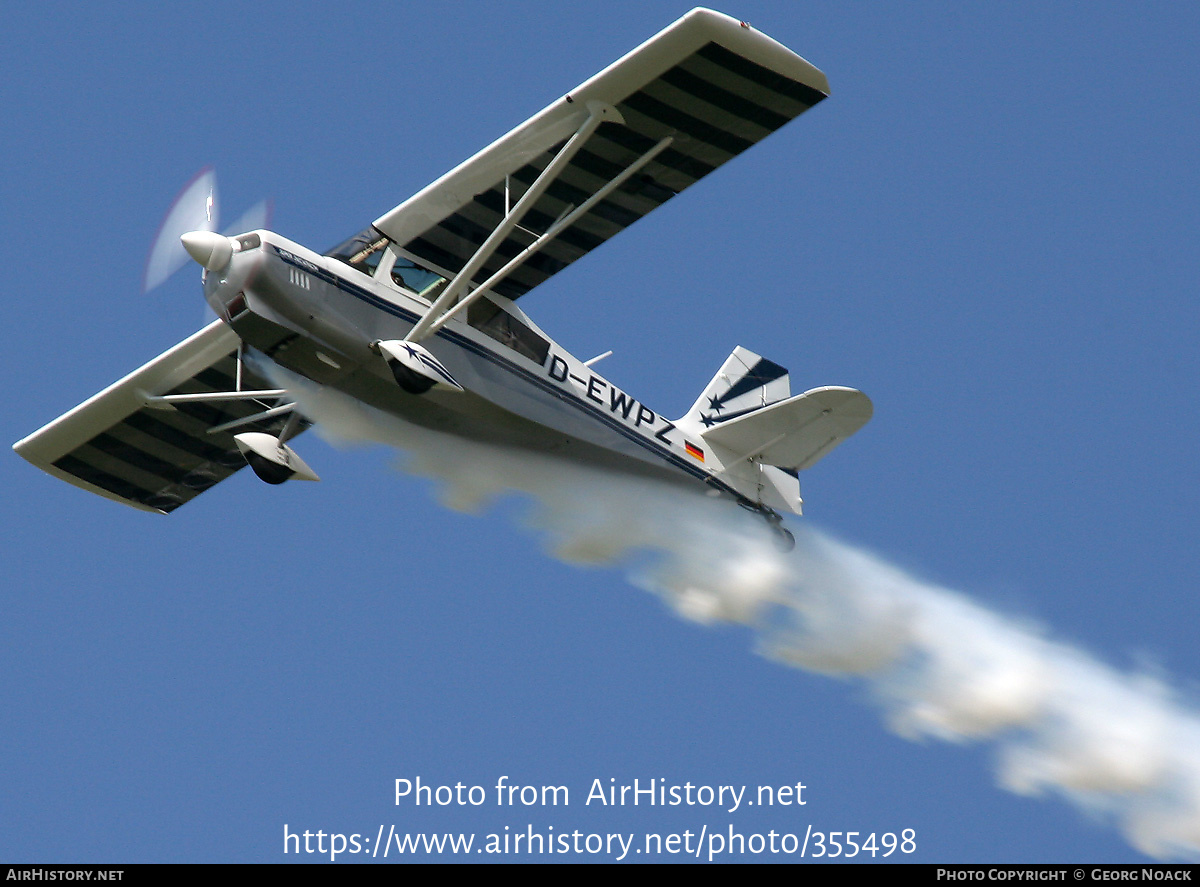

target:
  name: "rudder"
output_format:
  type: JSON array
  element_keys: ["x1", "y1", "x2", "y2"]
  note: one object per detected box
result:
[{"x1": 678, "y1": 346, "x2": 791, "y2": 427}]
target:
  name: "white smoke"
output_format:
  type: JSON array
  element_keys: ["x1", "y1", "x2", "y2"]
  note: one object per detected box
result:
[{"x1": 286, "y1": 376, "x2": 1200, "y2": 860}]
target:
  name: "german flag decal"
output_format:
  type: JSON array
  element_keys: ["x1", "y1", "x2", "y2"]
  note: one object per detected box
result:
[{"x1": 685, "y1": 441, "x2": 705, "y2": 462}]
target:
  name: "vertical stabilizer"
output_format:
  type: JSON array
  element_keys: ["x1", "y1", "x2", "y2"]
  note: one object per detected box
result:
[
  {"x1": 675, "y1": 347, "x2": 807, "y2": 517},
  {"x1": 677, "y1": 346, "x2": 791, "y2": 428}
]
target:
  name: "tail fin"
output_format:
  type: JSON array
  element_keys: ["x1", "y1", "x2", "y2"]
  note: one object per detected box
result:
[
  {"x1": 676, "y1": 346, "x2": 871, "y2": 517},
  {"x1": 678, "y1": 346, "x2": 791, "y2": 427}
]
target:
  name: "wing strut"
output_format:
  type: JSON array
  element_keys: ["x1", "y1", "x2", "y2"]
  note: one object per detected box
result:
[
  {"x1": 142, "y1": 389, "x2": 289, "y2": 407},
  {"x1": 206, "y1": 402, "x2": 298, "y2": 436},
  {"x1": 404, "y1": 101, "x2": 642, "y2": 344},
  {"x1": 418, "y1": 135, "x2": 675, "y2": 340}
]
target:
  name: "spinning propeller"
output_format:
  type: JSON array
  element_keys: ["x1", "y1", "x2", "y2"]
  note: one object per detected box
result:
[{"x1": 142, "y1": 167, "x2": 271, "y2": 293}]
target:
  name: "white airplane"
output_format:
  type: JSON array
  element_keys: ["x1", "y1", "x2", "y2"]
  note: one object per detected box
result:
[{"x1": 13, "y1": 8, "x2": 871, "y2": 550}]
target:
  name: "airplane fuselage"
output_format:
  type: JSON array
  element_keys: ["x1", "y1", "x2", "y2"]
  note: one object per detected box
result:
[{"x1": 207, "y1": 231, "x2": 753, "y2": 507}]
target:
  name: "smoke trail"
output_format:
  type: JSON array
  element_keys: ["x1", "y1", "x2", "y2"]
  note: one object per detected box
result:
[{"x1": 286, "y1": 376, "x2": 1200, "y2": 860}]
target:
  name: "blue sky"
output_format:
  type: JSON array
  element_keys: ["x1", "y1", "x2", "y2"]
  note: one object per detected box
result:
[{"x1": 3, "y1": 1, "x2": 1199, "y2": 863}]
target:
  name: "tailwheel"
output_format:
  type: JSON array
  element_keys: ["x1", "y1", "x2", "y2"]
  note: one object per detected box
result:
[
  {"x1": 762, "y1": 511, "x2": 795, "y2": 552},
  {"x1": 772, "y1": 526, "x2": 796, "y2": 552}
]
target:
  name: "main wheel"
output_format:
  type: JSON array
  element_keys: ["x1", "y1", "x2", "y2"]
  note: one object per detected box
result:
[
  {"x1": 389, "y1": 361, "x2": 435, "y2": 395},
  {"x1": 245, "y1": 451, "x2": 295, "y2": 485}
]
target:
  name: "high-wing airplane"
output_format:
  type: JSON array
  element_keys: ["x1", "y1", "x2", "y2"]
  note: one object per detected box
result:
[{"x1": 13, "y1": 8, "x2": 871, "y2": 550}]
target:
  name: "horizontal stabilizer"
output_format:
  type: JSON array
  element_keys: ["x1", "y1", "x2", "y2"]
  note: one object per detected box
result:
[{"x1": 700, "y1": 386, "x2": 872, "y2": 471}]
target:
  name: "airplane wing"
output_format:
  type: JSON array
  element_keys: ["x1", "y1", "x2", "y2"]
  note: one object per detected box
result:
[
  {"x1": 13, "y1": 321, "x2": 302, "y2": 514},
  {"x1": 368, "y1": 8, "x2": 829, "y2": 303}
]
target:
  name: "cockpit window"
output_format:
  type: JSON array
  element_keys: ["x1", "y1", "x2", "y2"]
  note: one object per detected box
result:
[
  {"x1": 326, "y1": 228, "x2": 388, "y2": 277},
  {"x1": 468, "y1": 297, "x2": 550, "y2": 365},
  {"x1": 391, "y1": 257, "x2": 448, "y2": 301}
]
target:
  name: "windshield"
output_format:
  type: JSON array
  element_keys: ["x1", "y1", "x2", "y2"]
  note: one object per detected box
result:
[{"x1": 326, "y1": 228, "x2": 389, "y2": 277}]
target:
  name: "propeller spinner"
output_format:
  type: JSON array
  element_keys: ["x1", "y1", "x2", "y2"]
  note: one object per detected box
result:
[{"x1": 143, "y1": 167, "x2": 270, "y2": 291}]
